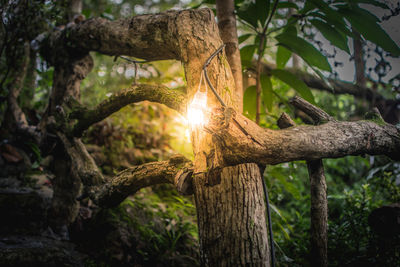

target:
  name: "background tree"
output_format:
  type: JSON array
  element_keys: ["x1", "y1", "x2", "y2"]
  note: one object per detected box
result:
[{"x1": 0, "y1": 0, "x2": 399, "y2": 266}]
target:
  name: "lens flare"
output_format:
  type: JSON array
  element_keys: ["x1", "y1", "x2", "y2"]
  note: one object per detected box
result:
[{"x1": 187, "y1": 90, "x2": 207, "y2": 128}]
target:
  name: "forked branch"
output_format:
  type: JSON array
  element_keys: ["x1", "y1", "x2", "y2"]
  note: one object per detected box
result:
[
  {"x1": 71, "y1": 84, "x2": 186, "y2": 137},
  {"x1": 89, "y1": 155, "x2": 193, "y2": 208}
]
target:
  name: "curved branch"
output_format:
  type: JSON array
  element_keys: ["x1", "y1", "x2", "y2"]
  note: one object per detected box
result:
[
  {"x1": 89, "y1": 155, "x2": 193, "y2": 208},
  {"x1": 43, "y1": 8, "x2": 217, "y2": 64},
  {"x1": 71, "y1": 84, "x2": 186, "y2": 137},
  {"x1": 209, "y1": 107, "x2": 400, "y2": 166}
]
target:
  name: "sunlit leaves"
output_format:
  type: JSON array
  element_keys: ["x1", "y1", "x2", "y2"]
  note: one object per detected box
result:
[
  {"x1": 271, "y1": 69, "x2": 315, "y2": 104},
  {"x1": 240, "y1": 44, "x2": 257, "y2": 67},
  {"x1": 243, "y1": 85, "x2": 257, "y2": 119},
  {"x1": 261, "y1": 74, "x2": 274, "y2": 111},
  {"x1": 276, "y1": 45, "x2": 292, "y2": 69},
  {"x1": 238, "y1": 33, "x2": 252, "y2": 44},
  {"x1": 236, "y1": 0, "x2": 270, "y2": 29},
  {"x1": 275, "y1": 33, "x2": 332, "y2": 72}
]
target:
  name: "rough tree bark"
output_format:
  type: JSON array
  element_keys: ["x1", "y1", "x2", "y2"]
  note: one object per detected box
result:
[
  {"x1": 216, "y1": 0, "x2": 243, "y2": 113},
  {"x1": 43, "y1": 8, "x2": 270, "y2": 265},
  {"x1": 29, "y1": 6, "x2": 400, "y2": 265}
]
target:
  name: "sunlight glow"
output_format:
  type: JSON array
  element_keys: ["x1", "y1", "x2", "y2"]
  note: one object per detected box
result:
[{"x1": 187, "y1": 90, "x2": 208, "y2": 128}]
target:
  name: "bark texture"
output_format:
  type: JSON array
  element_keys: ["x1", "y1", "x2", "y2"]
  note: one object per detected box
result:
[
  {"x1": 308, "y1": 159, "x2": 328, "y2": 267},
  {"x1": 216, "y1": 0, "x2": 243, "y2": 112},
  {"x1": 90, "y1": 155, "x2": 193, "y2": 208},
  {"x1": 208, "y1": 106, "x2": 400, "y2": 166},
  {"x1": 71, "y1": 84, "x2": 186, "y2": 137},
  {"x1": 193, "y1": 163, "x2": 269, "y2": 266},
  {"x1": 46, "y1": 10, "x2": 265, "y2": 265}
]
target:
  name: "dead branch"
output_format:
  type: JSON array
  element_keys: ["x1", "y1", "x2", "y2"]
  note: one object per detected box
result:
[
  {"x1": 89, "y1": 155, "x2": 193, "y2": 208},
  {"x1": 289, "y1": 96, "x2": 333, "y2": 124},
  {"x1": 70, "y1": 84, "x2": 186, "y2": 137},
  {"x1": 209, "y1": 107, "x2": 400, "y2": 166}
]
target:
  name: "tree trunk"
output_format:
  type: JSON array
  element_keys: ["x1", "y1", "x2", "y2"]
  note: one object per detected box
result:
[
  {"x1": 193, "y1": 163, "x2": 269, "y2": 266},
  {"x1": 216, "y1": 0, "x2": 243, "y2": 113},
  {"x1": 353, "y1": 35, "x2": 366, "y2": 87},
  {"x1": 308, "y1": 160, "x2": 328, "y2": 267}
]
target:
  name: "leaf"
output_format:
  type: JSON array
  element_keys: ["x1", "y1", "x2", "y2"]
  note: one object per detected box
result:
[
  {"x1": 256, "y1": 0, "x2": 270, "y2": 26},
  {"x1": 275, "y1": 33, "x2": 332, "y2": 71},
  {"x1": 237, "y1": 2, "x2": 258, "y2": 28},
  {"x1": 240, "y1": 45, "x2": 257, "y2": 67},
  {"x1": 334, "y1": 0, "x2": 389, "y2": 10},
  {"x1": 276, "y1": 2, "x2": 299, "y2": 10},
  {"x1": 238, "y1": 33, "x2": 252, "y2": 44},
  {"x1": 261, "y1": 74, "x2": 273, "y2": 111},
  {"x1": 338, "y1": 6, "x2": 400, "y2": 56},
  {"x1": 309, "y1": 19, "x2": 350, "y2": 53},
  {"x1": 271, "y1": 69, "x2": 315, "y2": 104},
  {"x1": 270, "y1": 168, "x2": 302, "y2": 200},
  {"x1": 309, "y1": 11, "x2": 355, "y2": 38},
  {"x1": 276, "y1": 45, "x2": 292, "y2": 68},
  {"x1": 243, "y1": 85, "x2": 257, "y2": 119},
  {"x1": 284, "y1": 25, "x2": 297, "y2": 36}
]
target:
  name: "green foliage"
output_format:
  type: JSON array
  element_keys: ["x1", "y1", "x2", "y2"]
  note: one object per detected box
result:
[
  {"x1": 81, "y1": 187, "x2": 198, "y2": 266},
  {"x1": 276, "y1": 45, "x2": 292, "y2": 69},
  {"x1": 271, "y1": 69, "x2": 315, "y2": 104},
  {"x1": 243, "y1": 85, "x2": 257, "y2": 119},
  {"x1": 261, "y1": 74, "x2": 274, "y2": 111},
  {"x1": 309, "y1": 19, "x2": 350, "y2": 53},
  {"x1": 266, "y1": 157, "x2": 400, "y2": 267},
  {"x1": 275, "y1": 33, "x2": 332, "y2": 72},
  {"x1": 337, "y1": 5, "x2": 400, "y2": 56}
]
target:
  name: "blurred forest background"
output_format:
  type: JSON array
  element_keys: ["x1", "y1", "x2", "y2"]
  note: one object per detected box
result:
[{"x1": 0, "y1": 0, "x2": 399, "y2": 266}]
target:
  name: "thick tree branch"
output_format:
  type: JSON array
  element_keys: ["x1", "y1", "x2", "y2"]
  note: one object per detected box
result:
[
  {"x1": 70, "y1": 84, "x2": 186, "y2": 137},
  {"x1": 57, "y1": 132, "x2": 104, "y2": 186},
  {"x1": 216, "y1": 0, "x2": 243, "y2": 112},
  {"x1": 209, "y1": 107, "x2": 400, "y2": 166},
  {"x1": 44, "y1": 8, "x2": 218, "y2": 63},
  {"x1": 89, "y1": 155, "x2": 193, "y2": 208},
  {"x1": 3, "y1": 42, "x2": 40, "y2": 141}
]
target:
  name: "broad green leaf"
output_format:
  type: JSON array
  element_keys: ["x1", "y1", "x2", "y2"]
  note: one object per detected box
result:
[
  {"x1": 309, "y1": 11, "x2": 354, "y2": 37},
  {"x1": 271, "y1": 69, "x2": 315, "y2": 104},
  {"x1": 309, "y1": 19, "x2": 350, "y2": 53},
  {"x1": 334, "y1": 0, "x2": 389, "y2": 10},
  {"x1": 261, "y1": 74, "x2": 274, "y2": 111},
  {"x1": 243, "y1": 85, "x2": 257, "y2": 119},
  {"x1": 238, "y1": 33, "x2": 252, "y2": 44},
  {"x1": 309, "y1": 0, "x2": 351, "y2": 31},
  {"x1": 256, "y1": 0, "x2": 270, "y2": 26},
  {"x1": 240, "y1": 45, "x2": 257, "y2": 67},
  {"x1": 275, "y1": 33, "x2": 331, "y2": 71},
  {"x1": 276, "y1": 2, "x2": 299, "y2": 10},
  {"x1": 276, "y1": 45, "x2": 292, "y2": 69},
  {"x1": 284, "y1": 25, "x2": 297, "y2": 36},
  {"x1": 338, "y1": 6, "x2": 400, "y2": 56},
  {"x1": 237, "y1": 2, "x2": 258, "y2": 28}
]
